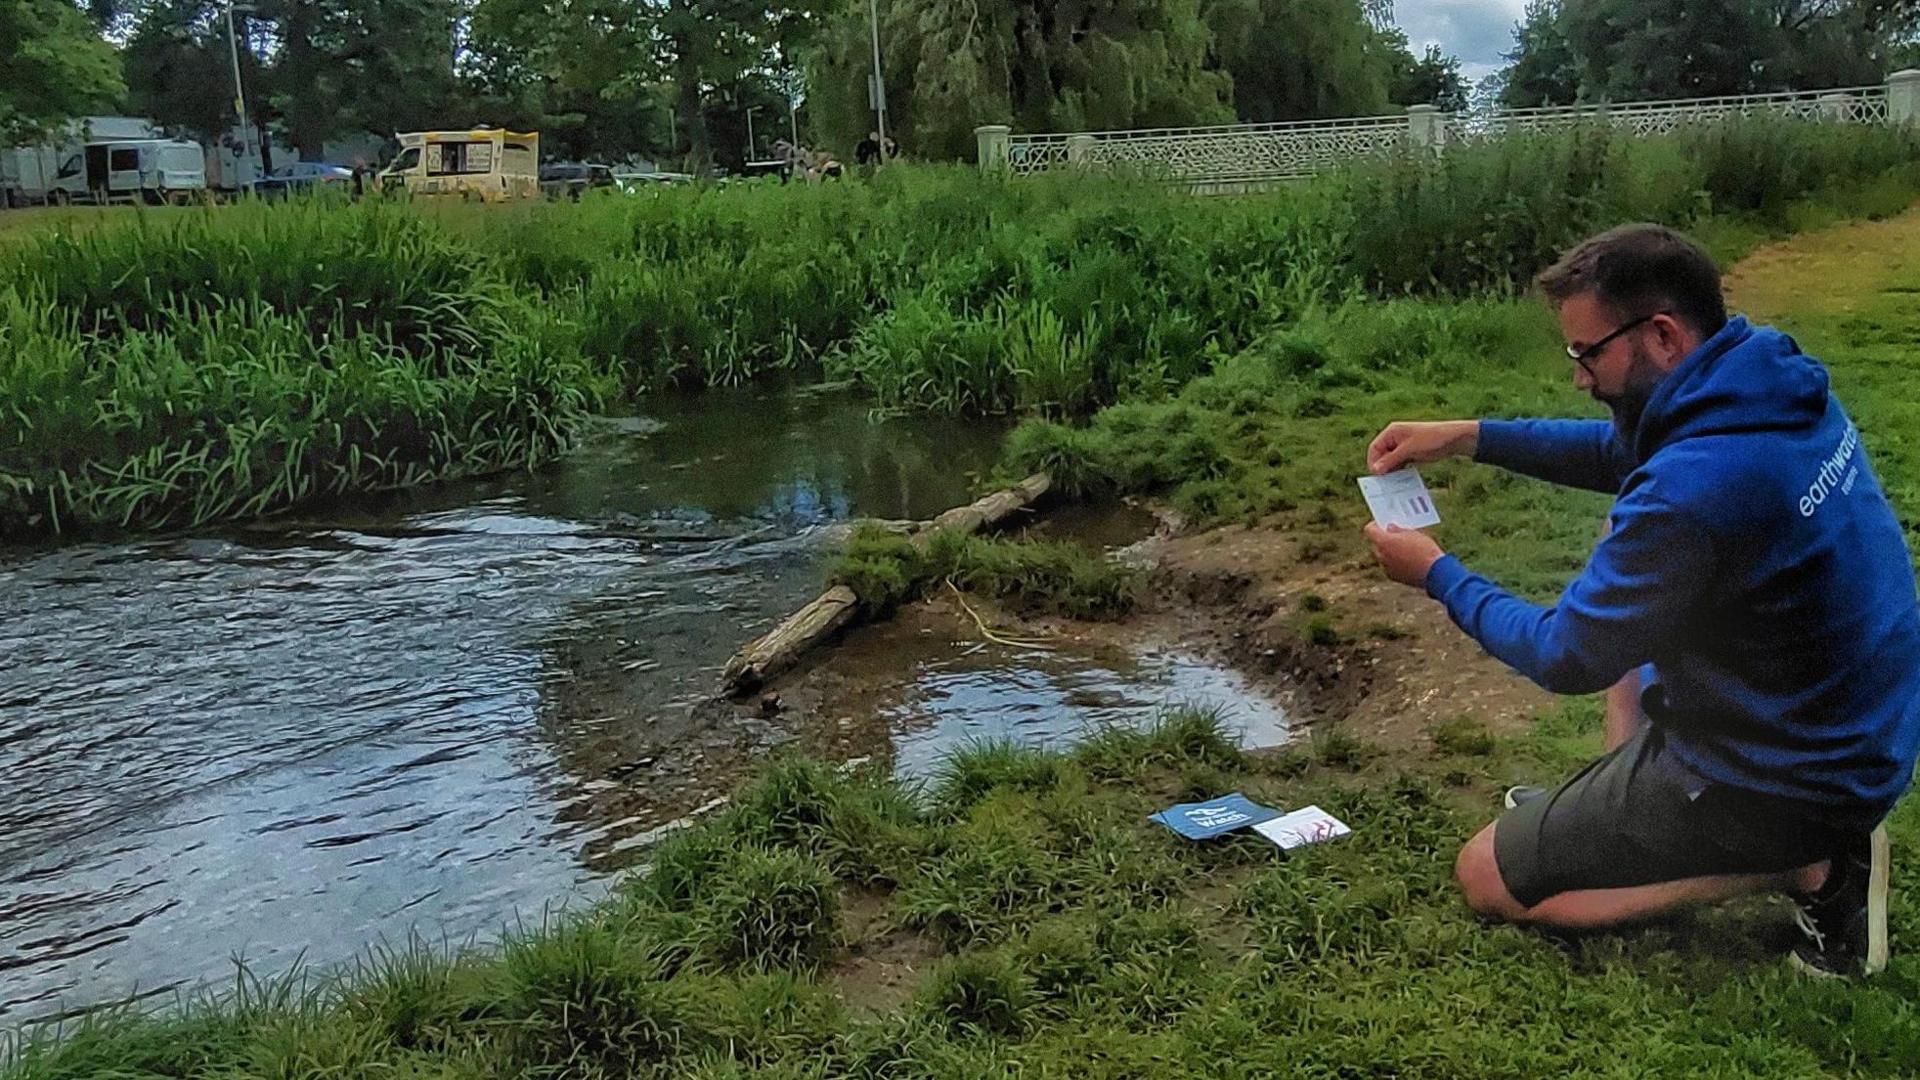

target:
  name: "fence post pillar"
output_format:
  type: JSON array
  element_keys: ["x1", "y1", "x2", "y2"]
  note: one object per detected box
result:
[
  {"x1": 1890, "y1": 70, "x2": 1920, "y2": 127},
  {"x1": 974, "y1": 124, "x2": 1011, "y2": 170},
  {"x1": 1406, "y1": 104, "x2": 1439, "y2": 148},
  {"x1": 1818, "y1": 91, "x2": 1854, "y2": 122},
  {"x1": 1065, "y1": 134, "x2": 1097, "y2": 167}
]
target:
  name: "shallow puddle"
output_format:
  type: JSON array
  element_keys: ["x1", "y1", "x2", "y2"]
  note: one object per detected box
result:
[{"x1": 800, "y1": 607, "x2": 1292, "y2": 783}]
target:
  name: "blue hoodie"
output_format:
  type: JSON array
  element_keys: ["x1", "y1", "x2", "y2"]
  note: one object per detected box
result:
[{"x1": 1424, "y1": 316, "x2": 1920, "y2": 819}]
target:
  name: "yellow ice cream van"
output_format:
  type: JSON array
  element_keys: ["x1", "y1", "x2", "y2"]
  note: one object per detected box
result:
[{"x1": 377, "y1": 129, "x2": 539, "y2": 201}]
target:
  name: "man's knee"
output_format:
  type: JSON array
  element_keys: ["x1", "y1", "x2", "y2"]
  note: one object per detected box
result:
[{"x1": 1455, "y1": 823, "x2": 1528, "y2": 922}]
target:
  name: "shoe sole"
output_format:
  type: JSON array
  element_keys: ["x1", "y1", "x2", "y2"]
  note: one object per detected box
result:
[
  {"x1": 1787, "y1": 949, "x2": 1847, "y2": 980},
  {"x1": 1867, "y1": 821, "x2": 1890, "y2": 976},
  {"x1": 1502, "y1": 787, "x2": 1540, "y2": 811}
]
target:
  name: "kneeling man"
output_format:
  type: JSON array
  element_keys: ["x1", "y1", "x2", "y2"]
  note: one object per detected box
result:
[{"x1": 1364, "y1": 224, "x2": 1920, "y2": 977}]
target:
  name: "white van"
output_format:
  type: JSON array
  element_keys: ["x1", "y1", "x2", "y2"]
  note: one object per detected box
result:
[
  {"x1": 46, "y1": 139, "x2": 208, "y2": 204},
  {"x1": 1, "y1": 146, "x2": 62, "y2": 207},
  {"x1": 2, "y1": 117, "x2": 166, "y2": 206}
]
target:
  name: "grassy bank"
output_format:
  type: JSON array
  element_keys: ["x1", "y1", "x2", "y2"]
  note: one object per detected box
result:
[
  {"x1": 0, "y1": 201, "x2": 603, "y2": 536},
  {"x1": 4, "y1": 117, "x2": 1917, "y2": 539},
  {"x1": 9, "y1": 707, "x2": 1920, "y2": 1077}
]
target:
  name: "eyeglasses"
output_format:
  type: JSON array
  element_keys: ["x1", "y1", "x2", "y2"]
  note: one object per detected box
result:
[{"x1": 1567, "y1": 313, "x2": 1660, "y2": 378}]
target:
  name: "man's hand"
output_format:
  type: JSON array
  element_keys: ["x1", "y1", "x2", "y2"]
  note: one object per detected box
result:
[
  {"x1": 1366, "y1": 420, "x2": 1480, "y2": 475},
  {"x1": 1365, "y1": 523, "x2": 1445, "y2": 588}
]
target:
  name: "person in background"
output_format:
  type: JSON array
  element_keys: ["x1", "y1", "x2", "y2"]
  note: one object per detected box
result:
[
  {"x1": 1363, "y1": 223, "x2": 1920, "y2": 978},
  {"x1": 772, "y1": 139, "x2": 804, "y2": 184},
  {"x1": 855, "y1": 131, "x2": 882, "y2": 167}
]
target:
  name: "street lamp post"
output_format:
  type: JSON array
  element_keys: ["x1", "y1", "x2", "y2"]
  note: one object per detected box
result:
[
  {"x1": 224, "y1": 0, "x2": 253, "y2": 186},
  {"x1": 745, "y1": 107, "x2": 756, "y2": 162},
  {"x1": 866, "y1": 0, "x2": 887, "y2": 152}
]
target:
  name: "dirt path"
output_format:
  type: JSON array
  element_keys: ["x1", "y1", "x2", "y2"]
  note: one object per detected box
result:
[{"x1": 775, "y1": 211, "x2": 1912, "y2": 766}]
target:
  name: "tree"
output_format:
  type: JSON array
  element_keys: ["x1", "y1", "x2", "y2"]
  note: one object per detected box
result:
[
  {"x1": 1389, "y1": 42, "x2": 1468, "y2": 111},
  {"x1": 1500, "y1": 0, "x2": 1579, "y2": 107},
  {"x1": 1500, "y1": 0, "x2": 1920, "y2": 108},
  {"x1": 464, "y1": 0, "x2": 670, "y2": 162},
  {"x1": 117, "y1": 0, "x2": 463, "y2": 161},
  {"x1": 650, "y1": 0, "x2": 825, "y2": 173},
  {"x1": 1758, "y1": 1, "x2": 1920, "y2": 88},
  {"x1": 1561, "y1": 0, "x2": 1774, "y2": 100},
  {"x1": 123, "y1": 0, "x2": 239, "y2": 140},
  {"x1": 254, "y1": 0, "x2": 464, "y2": 158},
  {"x1": 1205, "y1": 0, "x2": 1401, "y2": 122},
  {"x1": 703, "y1": 71, "x2": 797, "y2": 171},
  {"x1": 808, "y1": 0, "x2": 1234, "y2": 160},
  {"x1": 0, "y1": 0, "x2": 126, "y2": 143}
]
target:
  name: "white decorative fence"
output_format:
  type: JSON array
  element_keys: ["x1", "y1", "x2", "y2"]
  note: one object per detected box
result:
[
  {"x1": 1460, "y1": 84, "x2": 1893, "y2": 139},
  {"x1": 978, "y1": 70, "x2": 1920, "y2": 188}
]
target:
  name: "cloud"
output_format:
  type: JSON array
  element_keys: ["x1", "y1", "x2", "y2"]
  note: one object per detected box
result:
[{"x1": 1394, "y1": 0, "x2": 1529, "y2": 71}]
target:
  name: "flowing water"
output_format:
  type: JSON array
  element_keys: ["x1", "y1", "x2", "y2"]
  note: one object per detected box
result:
[{"x1": 0, "y1": 383, "x2": 1287, "y2": 1024}]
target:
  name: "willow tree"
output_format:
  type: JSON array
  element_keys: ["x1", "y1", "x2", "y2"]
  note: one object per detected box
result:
[
  {"x1": 1203, "y1": 0, "x2": 1404, "y2": 121},
  {"x1": 806, "y1": 0, "x2": 1234, "y2": 160}
]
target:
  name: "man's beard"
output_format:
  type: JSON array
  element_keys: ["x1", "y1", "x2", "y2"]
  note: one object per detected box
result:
[{"x1": 1595, "y1": 342, "x2": 1667, "y2": 441}]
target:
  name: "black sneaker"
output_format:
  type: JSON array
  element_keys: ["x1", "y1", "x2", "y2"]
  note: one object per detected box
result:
[
  {"x1": 1503, "y1": 785, "x2": 1547, "y2": 810},
  {"x1": 1789, "y1": 823, "x2": 1890, "y2": 978}
]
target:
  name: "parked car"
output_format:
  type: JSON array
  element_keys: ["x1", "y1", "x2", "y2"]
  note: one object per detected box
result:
[
  {"x1": 612, "y1": 168, "x2": 695, "y2": 192},
  {"x1": 254, "y1": 162, "x2": 354, "y2": 197},
  {"x1": 539, "y1": 162, "x2": 615, "y2": 199}
]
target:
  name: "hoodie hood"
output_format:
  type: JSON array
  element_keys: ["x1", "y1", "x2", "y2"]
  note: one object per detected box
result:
[{"x1": 1630, "y1": 316, "x2": 1832, "y2": 464}]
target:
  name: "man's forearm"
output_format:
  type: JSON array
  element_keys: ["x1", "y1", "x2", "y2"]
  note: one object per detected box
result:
[{"x1": 1474, "y1": 419, "x2": 1630, "y2": 494}]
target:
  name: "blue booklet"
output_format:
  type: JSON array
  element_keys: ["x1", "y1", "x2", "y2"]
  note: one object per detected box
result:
[{"x1": 1148, "y1": 793, "x2": 1281, "y2": 840}]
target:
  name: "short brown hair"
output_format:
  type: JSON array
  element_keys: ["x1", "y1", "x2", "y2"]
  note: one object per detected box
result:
[{"x1": 1535, "y1": 224, "x2": 1727, "y2": 338}]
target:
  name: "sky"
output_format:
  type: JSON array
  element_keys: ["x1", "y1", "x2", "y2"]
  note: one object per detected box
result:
[{"x1": 1394, "y1": 0, "x2": 1531, "y2": 85}]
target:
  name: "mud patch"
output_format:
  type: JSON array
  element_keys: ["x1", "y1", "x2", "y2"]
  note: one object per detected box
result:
[
  {"x1": 833, "y1": 888, "x2": 941, "y2": 1016},
  {"x1": 1147, "y1": 523, "x2": 1555, "y2": 754}
]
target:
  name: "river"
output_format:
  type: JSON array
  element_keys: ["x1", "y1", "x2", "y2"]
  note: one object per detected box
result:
[{"x1": 0, "y1": 382, "x2": 1286, "y2": 1024}]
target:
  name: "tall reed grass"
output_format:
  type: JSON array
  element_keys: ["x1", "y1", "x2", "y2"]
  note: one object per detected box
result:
[
  {"x1": 3, "y1": 116, "x2": 1914, "y2": 537},
  {"x1": 485, "y1": 116, "x2": 1916, "y2": 415},
  {"x1": 0, "y1": 202, "x2": 605, "y2": 537}
]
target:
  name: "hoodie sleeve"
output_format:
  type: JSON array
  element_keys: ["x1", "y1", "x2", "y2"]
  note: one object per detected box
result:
[
  {"x1": 1475, "y1": 419, "x2": 1631, "y2": 494},
  {"x1": 1421, "y1": 489, "x2": 1712, "y2": 695}
]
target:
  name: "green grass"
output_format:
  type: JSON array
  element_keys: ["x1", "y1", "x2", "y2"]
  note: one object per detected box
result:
[
  {"x1": 11, "y1": 706, "x2": 1920, "y2": 1077},
  {"x1": 829, "y1": 525, "x2": 1145, "y2": 620}
]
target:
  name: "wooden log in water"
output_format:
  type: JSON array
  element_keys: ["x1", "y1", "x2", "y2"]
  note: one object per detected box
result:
[
  {"x1": 721, "y1": 585, "x2": 861, "y2": 695},
  {"x1": 720, "y1": 472, "x2": 1052, "y2": 697},
  {"x1": 923, "y1": 472, "x2": 1052, "y2": 541}
]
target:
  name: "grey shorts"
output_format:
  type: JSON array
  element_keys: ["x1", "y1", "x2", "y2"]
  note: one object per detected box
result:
[{"x1": 1494, "y1": 725, "x2": 1857, "y2": 909}]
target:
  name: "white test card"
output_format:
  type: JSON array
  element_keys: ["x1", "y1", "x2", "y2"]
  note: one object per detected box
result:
[{"x1": 1357, "y1": 468, "x2": 1441, "y2": 529}]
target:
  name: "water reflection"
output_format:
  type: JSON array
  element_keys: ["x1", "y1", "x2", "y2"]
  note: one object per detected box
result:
[{"x1": 888, "y1": 645, "x2": 1292, "y2": 781}]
